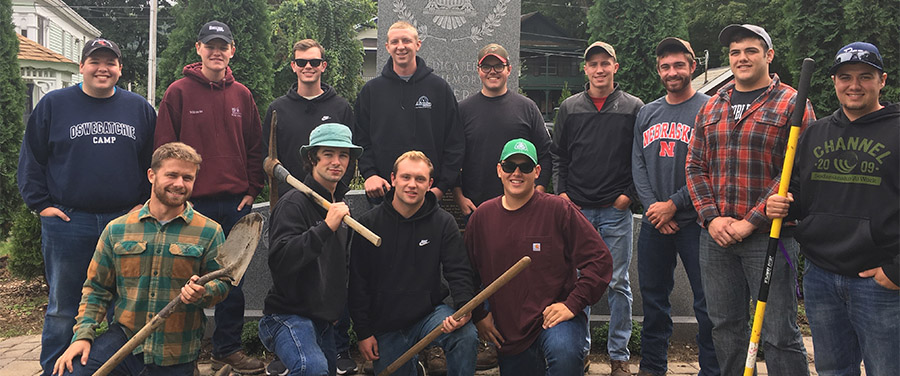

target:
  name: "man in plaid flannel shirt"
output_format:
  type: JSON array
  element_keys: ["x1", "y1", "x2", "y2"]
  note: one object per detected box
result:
[
  {"x1": 53, "y1": 142, "x2": 231, "y2": 376},
  {"x1": 685, "y1": 24, "x2": 814, "y2": 375}
]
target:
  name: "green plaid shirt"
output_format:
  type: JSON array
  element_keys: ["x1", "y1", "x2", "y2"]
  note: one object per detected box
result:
[{"x1": 73, "y1": 201, "x2": 231, "y2": 366}]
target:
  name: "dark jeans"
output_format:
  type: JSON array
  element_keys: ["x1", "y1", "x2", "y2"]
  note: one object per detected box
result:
[
  {"x1": 190, "y1": 195, "x2": 251, "y2": 358},
  {"x1": 333, "y1": 304, "x2": 352, "y2": 354},
  {"x1": 39, "y1": 206, "x2": 126, "y2": 376},
  {"x1": 637, "y1": 221, "x2": 719, "y2": 375},
  {"x1": 62, "y1": 324, "x2": 195, "y2": 376}
]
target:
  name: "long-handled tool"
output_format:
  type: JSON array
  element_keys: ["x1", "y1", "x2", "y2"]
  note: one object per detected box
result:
[
  {"x1": 94, "y1": 213, "x2": 264, "y2": 376},
  {"x1": 264, "y1": 157, "x2": 382, "y2": 247},
  {"x1": 378, "y1": 256, "x2": 532, "y2": 376},
  {"x1": 267, "y1": 110, "x2": 280, "y2": 212},
  {"x1": 743, "y1": 58, "x2": 815, "y2": 376}
]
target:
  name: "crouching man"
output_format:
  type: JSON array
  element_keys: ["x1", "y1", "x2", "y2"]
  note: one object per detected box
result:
[
  {"x1": 53, "y1": 142, "x2": 231, "y2": 376},
  {"x1": 350, "y1": 151, "x2": 478, "y2": 376}
]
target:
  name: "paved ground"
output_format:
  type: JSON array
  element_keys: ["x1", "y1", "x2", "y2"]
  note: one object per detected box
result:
[{"x1": 2, "y1": 334, "x2": 862, "y2": 375}]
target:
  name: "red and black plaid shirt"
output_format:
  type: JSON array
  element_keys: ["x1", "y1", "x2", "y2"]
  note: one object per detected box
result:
[{"x1": 686, "y1": 74, "x2": 815, "y2": 230}]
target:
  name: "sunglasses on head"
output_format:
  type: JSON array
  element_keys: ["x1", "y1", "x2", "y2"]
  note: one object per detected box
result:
[
  {"x1": 293, "y1": 58, "x2": 324, "y2": 67},
  {"x1": 834, "y1": 50, "x2": 882, "y2": 68},
  {"x1": 500, "y1": 160, "x2": 535, "y2": 173}
]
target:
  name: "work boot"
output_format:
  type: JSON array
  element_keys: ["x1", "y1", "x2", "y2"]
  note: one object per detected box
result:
[
  {"x1": 336, "y1": 350, "x2": 358, "y2": 375},
  {"x1": 266, "y1": 356, "x2": 288, "y2": 376},
  {"x1": 610, "y1": 360, "x2": 630, "y2": 376},
  {"x1": 422, "y1": 346, "x2": 446, "y2": 375},
  {"x1": 475, "y1": 341, "x2": 498, "y2": 370},
  {"x1": 212, "y1": 350, "x2": 266, "y2": 375}
]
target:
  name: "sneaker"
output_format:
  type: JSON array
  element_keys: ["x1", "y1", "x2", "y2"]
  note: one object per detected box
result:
[
  {"x1": 422, "y1": 346, "x2": 446, "y2": 375},
  {"x1": 336, "y1": 351, "x2": 358, "y2": 375},
  {"x1": 610, "y1": 360, "x2": 630, "y2": 376},
  {"x1": 266, "y1": 356, "x2": 289, "y2": 376},
  {"x1": 212, "y1": 350, "x2": 266, "y2": 375},
  {"x1": 475, "y1": 341, "x2": 498, "y2": 370},
  {"x1": 416, "y1": 360, "x2": 427, "y2": 376}
]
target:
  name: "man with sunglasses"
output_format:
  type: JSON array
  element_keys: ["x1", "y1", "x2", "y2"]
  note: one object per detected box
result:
[
  {"x1": 765, "y1": 42, "x2": 898, "y2": 375},
  {"x1": 354, "y1": 21, "x2": 463, "y2": 202},
  {"x1": 155, "y1": 20, "x2": 265, "y2": 375},
  {"x1": 263, "y1": 39, "x2": 355, "y2": 196},
  {"x1": 465, "y1": 139, "x2": 612, "y2": 375},
  {"x1": 453, "y1": 43, "x2": 552, "y2": 217},
  {"x1": 551, "y1": 41, "x2": 643, "y2": 375},
  {"x1": 685, "y1": 24, "x2": 814, "y2": 374}
]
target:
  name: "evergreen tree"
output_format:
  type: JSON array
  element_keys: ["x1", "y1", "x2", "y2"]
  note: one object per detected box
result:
[
  {"x1": 271, "y1": 0, "x2": 375, "y2": 103},
  {"x1": 781, "y1": 0, "x2": 844, "y2": 113},
  {"x1": 587, "y1": 0, "x2": 688, "y2": 102},
  {"x1": 0, "y1": 0, "x2": 26, "y2": 236},
  {"x1": 522, "y1": 0, "x2": 591, "y2": 41},
  {"x1": 157, "y1": 0, "x2": 274, "y2": 113}
]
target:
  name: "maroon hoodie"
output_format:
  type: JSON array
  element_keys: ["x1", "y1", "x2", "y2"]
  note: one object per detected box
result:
[{"x1": 155, "y1": 62, "x2": 264, "y2": 199}]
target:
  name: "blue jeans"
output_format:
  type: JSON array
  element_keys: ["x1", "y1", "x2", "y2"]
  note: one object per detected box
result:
[
  {"x1": 699, "y1": 230, "x2": 808, "y2": 376},
  {"x1": 40, "y1": 206, "x2": 126, "y2": 376},
  {"x1": 803, "y1": 262, "x2": 899, "y2": 375},
  {"x1": 373, "y1": 304, "x2": 477, "y2": 376},
  {"x1": 580, "y1": 206, "x2": 633, "y2": 361},
  {"x1": 259, "y1": 314, "x2": 336, "y2": 376},
  {"x1": 190, "y1": 195, "x2": 251, "y2": 358},
  {"x1": 637, "y1": 221, "x2": 719, "y2": 375},
  {"x1": 62, "y1": 324, "x2": 195, "y2": 376},
  {"x1": 497, "y1": 310, "x2": 588, "y2": 376}
]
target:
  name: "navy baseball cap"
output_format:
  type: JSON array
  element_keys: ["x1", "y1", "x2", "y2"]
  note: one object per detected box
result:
[
  {"x1": 198, "y1": 21, "x2": 233, "y2": 44},
  {"x1": 830, "y1": 42, "x2": 884, "y2": 74}
]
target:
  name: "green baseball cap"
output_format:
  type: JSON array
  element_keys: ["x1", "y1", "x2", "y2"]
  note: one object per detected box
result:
[
  {"x1": 299, "y1": 123, "x2": 363, "y2": 159},
  {"x1": 500, "y1": 138, "x2": 537, "y2": 164}
]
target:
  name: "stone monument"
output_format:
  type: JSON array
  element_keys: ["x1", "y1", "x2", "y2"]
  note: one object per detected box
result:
[{"x1": 376, "y1": 0, "x2": 522, "y2": 100}]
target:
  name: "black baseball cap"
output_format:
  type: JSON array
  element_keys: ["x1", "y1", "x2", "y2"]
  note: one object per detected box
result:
[
  {"x1": 81, "y1": 38, "x2": 121, "y2": 62},
  {"x1": 830, "y1": 42, "x2": 884, "y2": 74},
  {"x1": 198, "y1": 21, "x2": 233, "y2": 44}
]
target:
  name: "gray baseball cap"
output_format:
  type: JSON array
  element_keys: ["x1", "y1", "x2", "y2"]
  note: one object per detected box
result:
[{"x1": 718, "y1": 24, "x2": 772, "y2": 50}]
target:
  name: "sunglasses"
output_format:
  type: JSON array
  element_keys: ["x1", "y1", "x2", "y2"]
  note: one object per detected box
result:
[
  {"x1": 479, "y1": 63, "x2": 508, "y2": 73},
  {"x1": 293, "y1": 58, "x2": 324, "y2": 67},
  {"x1": 500, "y1": 160, "x2": 535, "y2": 174},
  {"x1": 834, "y1": 50, "x2": 882, "y2": 68}
]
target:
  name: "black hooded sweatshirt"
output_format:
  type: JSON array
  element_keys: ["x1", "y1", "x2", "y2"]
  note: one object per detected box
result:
[
  {"x1": 262, "y1": 83, "x2": 355, "y2": 193},
  {"x1": 785, "y1": 103, "x2": 899, "y2": 286},
  {"x1": 263, "y1": 175, "x2": 351, "y2": 322},
  {"x1": 349, "y1": 190, "x2": 474, "y2": 339},
  {"x1": 353, "y1": 57, "x2": 464, "y2": 192}
]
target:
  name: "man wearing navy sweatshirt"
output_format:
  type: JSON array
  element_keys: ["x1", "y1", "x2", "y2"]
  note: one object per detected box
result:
[
  {"x1": 155, "y1": 20, "x2": 265, "y2": 374},
  {"x1": 17, "y1": 38, "x2": 156, "y2": 376}
]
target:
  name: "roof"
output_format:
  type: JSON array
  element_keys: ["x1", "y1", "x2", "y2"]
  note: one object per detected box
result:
[
  {"x1": 17, "y1": 33, "x2": 76, "y2": 64},
  {"x1": 691, "y1": 66, "x2": 733, "y2": 95}
]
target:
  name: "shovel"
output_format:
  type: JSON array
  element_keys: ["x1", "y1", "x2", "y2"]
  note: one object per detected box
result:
[{"x1": 94, "y1": 212, "x2": 264, "y2": 376}]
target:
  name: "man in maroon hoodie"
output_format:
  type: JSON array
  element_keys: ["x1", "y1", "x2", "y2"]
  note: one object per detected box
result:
[{"x1": 155, "y1": 20, "x2": 265, "y2": 374}]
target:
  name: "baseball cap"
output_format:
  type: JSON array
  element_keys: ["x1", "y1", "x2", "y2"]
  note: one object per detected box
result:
[
  {"x1": 584, "y1": 41, "x2": 616, "y2": 60},
  {"x1": 81, "y1": 38, "x2": 121, "y2": 61},
  {"x1": 500, "y1": 138, "x2": 537, "y2": 164},
  {"x1": 830, "y1": 42, "x2": 884, "y2": 74},
  {"x1": 718, "y1": 24, "x2": 772, "y2": 50},
  {"x1": 478, "y1": 43, "x2": 509, "y2": 65},
  {"x1": 198, "y1": 21, "x2": 233, "y2": 44},
  {"x1": 656, "y1": 37, "x2": 695, "y2": 59},
  {"x1": 300, "y1": 123, "x2": 363, "y2": 160}
]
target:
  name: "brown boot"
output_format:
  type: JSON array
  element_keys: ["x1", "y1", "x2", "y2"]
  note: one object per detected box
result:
[
  {"x1": 475, "y1": 341, "x2": 498, "y2": 370},
  {"x1": 212, "y1": 350, "x2": 266, "y2": 375},
  {"x1": 422, "y1": 346, "x2": 446, "y2": 375},
  {"x1": 610, "y1": 360, "x2": 630, "y2": 376}
]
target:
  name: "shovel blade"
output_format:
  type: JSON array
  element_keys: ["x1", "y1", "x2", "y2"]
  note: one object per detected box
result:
[{"x1": 216, "y1": 212, "x2": 264, "y2": 286}]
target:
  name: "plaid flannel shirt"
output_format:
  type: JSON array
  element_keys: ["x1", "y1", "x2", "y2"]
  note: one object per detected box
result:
[
  {"x1": 686, "y1": 74, "x2": 816, "y2": 230},
  {"x1": 73, "y1": 202, "x2": 230, "y2": 366}
]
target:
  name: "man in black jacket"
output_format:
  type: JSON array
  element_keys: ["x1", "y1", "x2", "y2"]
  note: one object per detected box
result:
[
  {"x1": 350, "y1": 151, "x2": 478, "y2": 376},
  {"x1": 259, "y1": 123, "x2": 361, "y2": 376}
]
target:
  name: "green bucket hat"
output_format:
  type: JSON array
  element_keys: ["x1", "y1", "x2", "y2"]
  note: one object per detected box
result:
[
  {"x1": 500, "y1": 138, "x2": 537, "y2": 164},
  {"x1": 299, "y1": 123, "x2": 363, "y2": 160}
]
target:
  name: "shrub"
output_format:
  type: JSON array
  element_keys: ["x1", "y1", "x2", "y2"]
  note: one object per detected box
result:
[
  {"x1": 7, "y1": 204, "x2": 43, "y2": 279},
  {"x1": 591, "y1": 320, "x2": 643, "y2": 355},
  {"x1": 241, "y1": 320, "x2": 266, "y2": 356}
]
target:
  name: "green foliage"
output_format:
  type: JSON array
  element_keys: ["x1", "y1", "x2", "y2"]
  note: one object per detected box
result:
[
  {"x1": 7, "y1": 205, "x2": 43, "y2": 279},
  {"x1": 522, "y1": 0, "x2": 591, "y2": 41},
  {"x1": 270, "y1": 0, "x2": 375, "y2": 103},
  {"x1": 0, "y1": 0, "x2": 26, "y2": 237},
  {"x1": 241, "y1": 320, "x2": 266, "y2": 356},
  {"x1": 157, "y1": 0, "x2": 275, "y2": 114},
  {"x1": 591, "y1": 320, "x2": 642, "y2": 355},
  {"x1": 587, "y1": 0, "x2": 689, "y2": 102}
]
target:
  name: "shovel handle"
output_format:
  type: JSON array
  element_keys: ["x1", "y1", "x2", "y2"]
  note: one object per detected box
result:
[
  {"x1": 93, "y1": 269, "x2": 230, "y2": 376},
  {"x1": 379, "y1": 256, "x2": 532, "y2": 376}
]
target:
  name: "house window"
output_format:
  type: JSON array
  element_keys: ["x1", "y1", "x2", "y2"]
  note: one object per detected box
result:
[{"x1": 21, "y1": 29, "x2": 27, "y2": 38}]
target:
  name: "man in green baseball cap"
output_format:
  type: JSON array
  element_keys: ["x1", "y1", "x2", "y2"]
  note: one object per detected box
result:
[{"x1": 260, "y1": 123, "x2": 363, "y2": 375}]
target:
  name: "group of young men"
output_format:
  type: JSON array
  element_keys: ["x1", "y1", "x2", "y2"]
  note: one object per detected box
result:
[{"x1": 17, "y1": 15, "x2": 896, "y2": 376}]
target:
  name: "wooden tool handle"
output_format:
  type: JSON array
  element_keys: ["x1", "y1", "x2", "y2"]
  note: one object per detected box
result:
[{"x1": 379, "y1": 256, "x2": 532, "y2": 376}]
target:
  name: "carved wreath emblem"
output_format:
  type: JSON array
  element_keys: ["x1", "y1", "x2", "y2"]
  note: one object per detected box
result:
[{"x1": 392, "y1": 0, "x2": 511, "y2": 43}]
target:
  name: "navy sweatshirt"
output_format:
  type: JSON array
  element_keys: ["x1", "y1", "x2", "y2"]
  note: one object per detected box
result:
[{"x1": 18, "y1": 85, "x2": 156, "y2": 213}]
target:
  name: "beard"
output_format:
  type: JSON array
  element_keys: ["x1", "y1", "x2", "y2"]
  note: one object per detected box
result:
[
  {"x1": 662, "y1": 74, "x2": 691, "y2": 93},
  {"x1": 153, "y1": 183, "x2": 189, "y2": 208}
]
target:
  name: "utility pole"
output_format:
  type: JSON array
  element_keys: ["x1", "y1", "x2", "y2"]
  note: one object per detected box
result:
[{"x1": 147, "y1": 0, "x2": 157, "y2": 106}]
